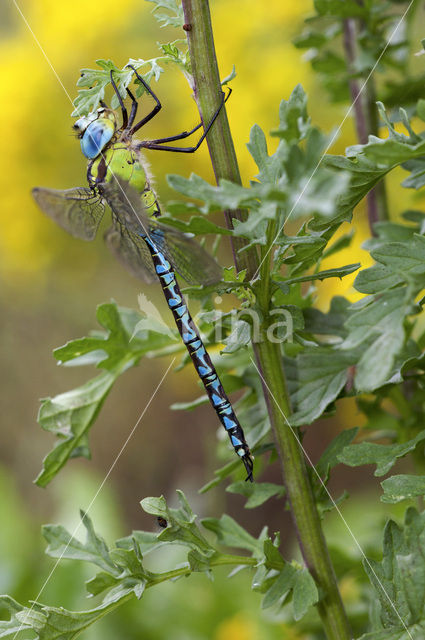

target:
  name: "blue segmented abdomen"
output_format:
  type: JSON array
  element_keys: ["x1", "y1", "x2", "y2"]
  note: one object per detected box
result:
[{"x1": 142, "y1": 234, "x2": 253, "y2": 477}]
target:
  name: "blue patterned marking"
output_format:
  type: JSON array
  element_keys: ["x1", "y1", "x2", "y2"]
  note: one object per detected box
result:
[
  {"x1": 164, "y1": 281, "x2": 182, "y2": 307},
  {"x1": 179, "y1": 311, "x2": 197, "y2": 343},
  {"x1": 223, "y1": 415, "x2": 238, "y2": 431},
  {"x1": 231, "y1": 435, "x2": 243, "y2": 448},
  {"x1": 174, "y1": 304, "x2": 187, "y2": 318},
  {"x1": 156, "y1": 260, "x2": 172, "y2": 275},
  {"x1": 191, "y1": 344, "x2": 213, "y2": 377},
  {"x1": 160, "y1": 272, "x2": 174, "y2": 285}
]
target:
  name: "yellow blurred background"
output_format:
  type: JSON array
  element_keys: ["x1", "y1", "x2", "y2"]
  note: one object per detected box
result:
[{"x1": 0, "y1": 1, "x2": 423, "y2": 638}]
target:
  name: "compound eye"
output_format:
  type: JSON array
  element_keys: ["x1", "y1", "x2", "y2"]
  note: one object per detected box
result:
[
  {"x1": 73, "y1": 117, "x2": 88, "y2": 134},
  {"x1": 80, "y1": 118, "x2": 115, "y2": 159},
  {"x1": 73, "y1": 113, "x2": 97, "y2": 135}
]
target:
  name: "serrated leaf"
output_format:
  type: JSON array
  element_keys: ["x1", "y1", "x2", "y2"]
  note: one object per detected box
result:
[
  {"x1": 140, "y1": 492, "x2": 212, "y2": 554},
  {"x1": 292, "y1": 568, "x2": 319, "y2": 621},
  {"x1": 201, "y1": 514, "x2": 264, "y2": 555},
  {"x1": 222, "y1": 319, "x2": 251, "y2": 353},
  {"x1": 339, "y1": 430, "x2": 425, "y2": 477},
  {"x1": 72, "y1": 58, "x2": 165, "y2": 116},
  {"x1": 343, "y1": 288, "x2": 409, "y2": 392},
  {"x1": 381, "y1": 475, "x2": 425, "y2": 504},
  {"x1": 315, "y1": 427, "x2": 358, "y2": 480},
  {"x1": 322, "y1": 102, "x2": 425, "y2": 225},
  {"x1": 36, "y1": 303, "x2": 171, "y2": 486},
  {"x1": 362, "y1": 508, "x2": 425, "y2": 637},
  {"x1": 278, "y1": 262, "x2": 360, "y2": 287},
  {"x1": 226, "y1": 481, "x2": 285, "y2": 508},
  {"x1": 146, "y1": 0, "x2": 184, "y2": 28},
  {"x1": 287, "y1": 346, "x2": 357, "y2": 425},
  {"x1": 270, "y1": 85, "x2": 310, "y2": 144},
  {"x1": 54, "y1": 303, "x2": 168, "y2": 372},
  {"x1": 303, "y1": 296, "x2": 351, "y2": 338},
  {"x1": 36, "y1": 371, "x2": 116, "y2": 487},
  {"x1": 42, "y1": 512, "x2": 118, "y2": 574},
  {"x1": 262, "y1": 564, "x2": 296, "y2": 610},
  {"x1": 263, "y1": 537, "x2": 285, "y2": 570}
]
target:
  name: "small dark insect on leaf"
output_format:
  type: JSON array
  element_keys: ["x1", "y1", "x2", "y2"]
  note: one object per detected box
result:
[
  {"x1": 183, "y1": 23, "x2": 192, "y2": 31},
  {"x1": 157, "y1": 516, "x2": 168, "y2": 528}
]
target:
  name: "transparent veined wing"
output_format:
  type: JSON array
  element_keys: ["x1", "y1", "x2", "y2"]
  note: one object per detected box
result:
[
  {"x1": 151, "y1": 227, "x2": 222, "y2": 285},
  {"x1": 100, "y1": 178, "x2": 157, "y2": 282},
  {"x1": 104, "y1": 218, "x2": 156, "y2": 283},
  {"x1": 99, "y1": 178, "x2": 222, "y2": 286},
  {"x1": 32, "y1": 186, "x2": 105, "y2": 240}
]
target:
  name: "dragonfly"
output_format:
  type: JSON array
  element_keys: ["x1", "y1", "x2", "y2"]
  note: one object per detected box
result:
[{"x1": 32, "y1": 65, "x2": 254, "y2": 481}]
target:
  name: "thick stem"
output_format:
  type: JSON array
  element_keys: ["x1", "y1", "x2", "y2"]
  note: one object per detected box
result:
[
  {"x1": 343, "y1": 18, "x2": 389, "y2": 234},
  {"x1": 253, "y1": 337, "x2": 350, "y2": 639},
  {"x1": 182, "y1": 2, "x2": 351, "y2": 639},
  {"x1": 182, "y1": 0, "x2": 257, "y2": 278}
]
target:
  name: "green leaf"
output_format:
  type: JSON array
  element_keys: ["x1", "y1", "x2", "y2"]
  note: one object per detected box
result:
[
  {"x1": 54, "y1": 303, "x2": 168, "y2": 372},
  {"x1": 314, "y1": 0, "x2": 368, "y2": 18},
  {"x1": 73, "y1": 58, "x2": 165, "y2": 116},
  {"x1": 287, "y1": 346, "x2": 356, "y2": 426},
  {"x1": 221, "y1": 65, "x2": 236, "y2": 86},
  {"x1": 278, "y1": 262, "x2": 360, "y2": 287},
  {"x1": 292, "y1": 568, "x2": 319, "y2": 621},
  {"x1": 159, "y1": 213, "x2": 232, "y2": 235},
  {"x1": 303, "y1": 296, "x2": 351, "y2": 338},
  {"x1": 146, "y1": 0, "x2": 184, "y2": 28},
  {"x1": 315, "y1": 427, "x2": 358, "y2": 480},
  {"x1": 201, "y1": 514, "x2": 264, "y2": 555},
  {"x1": 0, "y1": 595, "x2": 36, "y2": 638},
  {"x1": 360, "y1": 235, "x2": 425, "y2": 291},
  {"x1": 3, "y1": 493, "x2": 275, "y2": 639},
  {"x1": 221, "y1": 319, "x2": 251, "y2": 353},
  {"x1": 261, "y1": 564, "x2": 296, "y2": 609},
  {"x1": 270, "y1": 84, "x2": 310, "y2": 145},
  {"x1": 36, "y1": 303, "x2": 173, "y2": 486},
  {"x1": 140, "y1": 491, "x2": 213, "y2": 554},
  {"x1": 36, "y1": 371, "x2": 116, "y2": 487},
  {"x1": 339, "y1": 430, "x2": 425, "y2": 477},
  {"x1": 0, "y1": 596, "x2": 133, "y2": 640},
  {"x1": 361, "y1": 508, "x2": 425, "y2": 637},
  {"x1": 381, "y1": 475, "x2": 425, "y2": 504},
  {"x1": 261, "y1": 563, "x2": 318, "y2": 620},
  {"x1": 226, "y1": 481, "x2": 285, "y2": 508},
  {"x1": 322, "y1": 102, "x2": 425, "y2": 225},
  {"x1": 42, "y1": 511, "x2": 118, "y2": 574},
  {"x1": 343, "y1": 288, "x2": 409, "y2": 392}
]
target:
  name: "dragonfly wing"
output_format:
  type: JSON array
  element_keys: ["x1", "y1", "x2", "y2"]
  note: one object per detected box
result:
[
  {"x1": 32, "y1": 186, "x2": 105, "y2": 240},
  {"x1": 99, "y1": 177, "x2": 222, "y2": 285},
  {"x1": 100, "y1": 178, "x2": 156, "y2": 282},
  {"x1": 105, "y1": 218, "x2": 156, "y2": 283},
  {"x1": 98, "y1": 179, "x2": 151, "y2": 236},
  {"x1": 153, "y1": 227, "x2": 222, "y2": 285}
]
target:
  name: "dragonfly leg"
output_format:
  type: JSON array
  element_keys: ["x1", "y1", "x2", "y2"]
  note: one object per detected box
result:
[
  {"x1": 126, "y1": 65, "x2": 162, "y2": 134},
  {"x1": 126, "y1": 87, "x2": 138, "y2": 128},
  {"x1": 144, "y1": 121, "x2": 203, "y2": 145},
  {"x1": 110, "y1": 70, "x2": 128, "y2": 129},
  {"x1": 139, "y1": 88, "x2": 230, "y2": 153}
]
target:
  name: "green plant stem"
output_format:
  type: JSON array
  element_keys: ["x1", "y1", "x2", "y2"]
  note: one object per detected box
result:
[
  {"x1": 342, "y1": 17, "x2": 389, "y2": 234},
  {"x1": 182, "y1": 2, "x2": 351, "y2": 638},
  {"x1": 181, "y1": 0, "x2": 257, "y2": 279}
]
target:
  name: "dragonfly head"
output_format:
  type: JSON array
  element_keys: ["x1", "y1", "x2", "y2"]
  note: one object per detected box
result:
[{"x1": 73, "y1": 108, "x2": 116, "y2": 159}]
